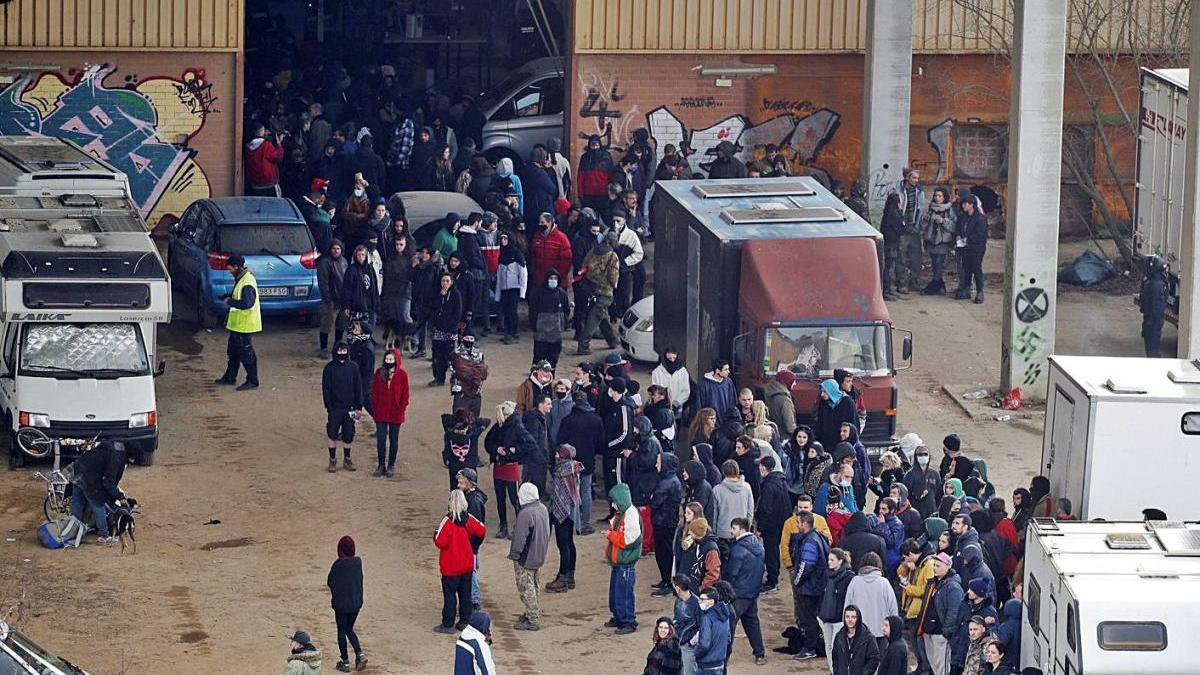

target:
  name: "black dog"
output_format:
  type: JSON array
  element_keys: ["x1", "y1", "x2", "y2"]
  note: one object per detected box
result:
[{"x1": 106, "y1": 497, "x2": 139, "y2": 553}]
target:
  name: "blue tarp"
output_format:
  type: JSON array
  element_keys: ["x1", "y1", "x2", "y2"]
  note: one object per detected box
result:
[{"x1": 1058, "y1": 249, "x2": 1117, "y2": 287}]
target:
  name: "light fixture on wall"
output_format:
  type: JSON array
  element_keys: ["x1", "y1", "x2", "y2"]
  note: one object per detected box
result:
[{"x1": 693, "y1": 65, "x2": 779, "y2": 77}]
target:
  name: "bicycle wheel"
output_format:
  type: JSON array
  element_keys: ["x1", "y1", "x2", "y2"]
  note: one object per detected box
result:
[{"x1": 16, "y1": 427, "x2": 52, "y2": 458}]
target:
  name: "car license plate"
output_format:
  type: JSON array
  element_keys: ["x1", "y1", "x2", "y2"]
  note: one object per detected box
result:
[{"x1": 259, "y1": 286, "x2": 289, "y2": 297}]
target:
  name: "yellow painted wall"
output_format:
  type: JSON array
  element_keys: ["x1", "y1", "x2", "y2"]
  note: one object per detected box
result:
[{"x1": 0, "y1": 0, "x2": 242, "y2": 51}]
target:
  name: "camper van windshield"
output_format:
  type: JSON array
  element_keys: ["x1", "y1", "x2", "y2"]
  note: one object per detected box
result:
[
  {"x1": 762, "y1": 324, "x2": 890, "y2": 379},
  {"x1": 21, "y1": 323, "x2": 149, "y2": 378}
]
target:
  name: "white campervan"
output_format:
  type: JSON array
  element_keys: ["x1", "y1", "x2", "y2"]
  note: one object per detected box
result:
[
  {"x1": 0, "y1": 137, "x2": 169, "y2": 467},
  {"x1": 1023, "y1": 518, "x2": 1200, "y2": 675}
]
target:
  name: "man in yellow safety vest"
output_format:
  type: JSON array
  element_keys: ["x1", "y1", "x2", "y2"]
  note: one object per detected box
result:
[{"x1": 215, "y1": 254, "x2": 262, "y2": 390}]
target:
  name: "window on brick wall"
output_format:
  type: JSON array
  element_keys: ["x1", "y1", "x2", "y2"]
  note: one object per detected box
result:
[{"x1": 952, "y1": 124, "x2": 1008, "y2": 181}]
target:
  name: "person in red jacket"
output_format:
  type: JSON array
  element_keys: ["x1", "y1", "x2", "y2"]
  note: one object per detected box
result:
[
  {"x1": 528, "y1": 213, "x2": 573, "y2": 330},
  {"x1": 577, "y1": 135, "x2": 614, "y2": 213},
  {"x1": 370, "y1": 348, "x2": 410, "y2": 477},
  {"x1": 435, "y1": 489, "x2": 487, "y2": 633},
  {"x1": 245, "y1": 123, "x2": 285, "y2": 197}
]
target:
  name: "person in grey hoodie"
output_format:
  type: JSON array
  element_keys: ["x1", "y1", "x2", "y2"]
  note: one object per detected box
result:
[
  {"x1": 508, "y1": 482, "x2": 551, "y2": 631},
  {"x1": 711, "y1": 459, "x2": 755, "y2": 556},
  {"x1": 844, "y1": 551, "x2": 899, "y2": 656}
]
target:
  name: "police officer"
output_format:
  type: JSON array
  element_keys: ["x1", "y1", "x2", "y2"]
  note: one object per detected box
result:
[
  {"x1": 1140, "y1": 255, "x2": 1168, "y2": 358},
  {"x1": 215, "y1": 254, "x2": 262, "y2": 390}
]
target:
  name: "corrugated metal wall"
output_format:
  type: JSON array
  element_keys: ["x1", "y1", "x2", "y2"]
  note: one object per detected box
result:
[
  {"x1": 0, "y1": 0, "x2": 242, "y2": 50},
  {"x1": 573, "y1": 0, "x2": 1187, "y2": 54}
]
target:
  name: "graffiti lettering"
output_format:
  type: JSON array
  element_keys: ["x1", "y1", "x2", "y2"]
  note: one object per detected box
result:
[
  {"x1": 927, "y1": 119, "x2": 954, "y2": 182},
  {"x1": 0, "y1": 63, "x2": 214, "y2": 224},
  {"x1": 760, "y1": 98, "x2": 816, "y2": 114},
  {"x1": 677, "y1": 96, "x2": 722, "y2": 109},
  {"x1": 1140, "y1": 107, "x2": 1186, "y2": 141}
]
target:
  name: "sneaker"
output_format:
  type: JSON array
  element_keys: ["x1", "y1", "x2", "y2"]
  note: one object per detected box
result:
[
  {"x1": 428, "y1": 379, "x2": 444, "y2": 387},
  {"x1": 318, "y1": 349, "x2": 329, "y2": 359},
  {"x1": 95, "y1": 535, "x2": 115, "y2": 545},
  {"x1": 328, "y1": 458, "x2": 338, "y2": 473},
  {"x1": 650, "y1": 586, "x2": 673, "y2": 597},
  {"x1": 372, "y1": 465, "x2": 385, "y2": 477},
  {"x1": 236, "y1": 381, "x2": 259, "y2": 391},
  {"x1": 496, "y1": 526, "x2": 509, "y2": 540},
  {"x1": 614, "y1": 624, "x2": 637, "y2": 635},
  {"x1": 343, "y1": 458, "x2": 356, "y2": 471},
  {"x1": 213, "y1": 377, "x2": 236, "y2": 386},
  {"x1": 578, "y1": 525, "x2": 596, "y2": 536},
  {"x1": 514, "y1": 617, "x2": 540, "y2": 631},
  {"x1": 433, "y1": 624, "x2": 456, "y2": 634},
  {"x1": 355, "y1": 654, "x2": 368, "y2": 672},
  {"x1": 385, "y1": 465, "x2": 396, "y2": 478},
  {"x1": 603, "y1": 617, "x2": 621, "y2": 628},
  {"x1": 755, "y1": 655, "x2": 767, "y2": 665},
  {"x1": 793, "y1": 650, "x2": 819, "y2": 661},
  {"x1": 335, "y1": 661, "x2": 352, "y2": 673},
  {"x1": 412, "y1": 349, "x2": 426, "y2": 359},
  {"x1": 974, "y1": 293, "x2": 985, "y2": 304}
]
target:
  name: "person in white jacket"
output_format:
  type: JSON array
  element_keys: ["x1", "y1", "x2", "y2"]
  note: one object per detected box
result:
[
  {"x1": 650, "y1": 347, "x2": 691, "y2": 418},
  {"x1": 609, "y1": 211, "x2": 644, "y2": 318},
  {"x1": 454, "y1": 610, "x2": 496, "y2": 675},
  {"x1": 494, "y1": 231, "x2": 528, "y2": 344}
]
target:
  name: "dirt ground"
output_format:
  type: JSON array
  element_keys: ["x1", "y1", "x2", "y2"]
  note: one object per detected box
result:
[{"x1": 0, "y1": 239, "x2": 1150, "y2": 674}]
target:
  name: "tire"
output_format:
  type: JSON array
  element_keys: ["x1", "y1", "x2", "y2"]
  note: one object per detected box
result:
[
  {"x1": 196, "y1": 284, "x2": 218, "y2": 329},
  {"x1": 8, "y1": 444, "x2": 24, "y2": 469},
  {"x1": 136, "y1": 449, "x2": 155, "y2": 467},
  {"x1": 485, "y1": 147, "x2": 523, "y2": 171}
]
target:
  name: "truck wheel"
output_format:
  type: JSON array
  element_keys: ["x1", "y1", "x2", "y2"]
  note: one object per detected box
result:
[
  {"x1": 196, "y1": 285, "x2": 218, "y2": 329},
  {"x1": 136, "y1": 449, "x2": 155, "y2": 467}
]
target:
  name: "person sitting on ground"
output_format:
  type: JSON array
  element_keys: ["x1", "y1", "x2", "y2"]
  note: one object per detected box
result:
[{"x1": 283, "y1": 630, "x2": 322, "y2": 675}]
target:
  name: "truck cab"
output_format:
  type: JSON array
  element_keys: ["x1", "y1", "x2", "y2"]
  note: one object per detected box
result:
[
  {"x1": 733, "y1": 238, "x2": 911, "y2": 447},
  {"x1": 0, "y1": 137, "x2": 169, "y2": 467}
]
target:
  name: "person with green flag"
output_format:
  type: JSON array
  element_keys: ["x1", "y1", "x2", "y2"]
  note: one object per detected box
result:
[{"x1": 215, "y1": 254, "x2": 261, "y2": 390}]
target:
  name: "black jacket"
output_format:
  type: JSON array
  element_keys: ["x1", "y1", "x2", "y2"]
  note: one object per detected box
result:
[
  {"x1": 1141, "y1": 270, "x2": 1169, "y2": 326},
  {"x1": 322, "y1": 358, "x2": 363, "y2": 411},
  {"x1": 523, "y1": 164, "x2": 559, "y2": 226},
  {"x1": 649, "y1": 453, "x2": 683, "y2": 528},
  {"x1": 327, "y1": 556, "x2": 364, "y2": 613},
  {"x1": 814, "y1": 397, "x2": 856, "y2": 458},
  {"x1": 604, "y1": 396, "x2": 635, "y2": 454},
  {"x1": 644, "y1": 398, "x2": 675, "y2": 452},
  {"x1": 839, "y1": 511, "x2": 887, "y2": 572},
  {"x1": 489, "y1": 413, "x2": 536, "y2": 466},
  {"x1": 877, "y1": 616, "x2": 909, "y2": 675},
  {"x1": 442, "y1": 414, "x2": 489, "y2": 473},
  {"x1": 556, "y1": 401, "x2": 605, "y2": 474},
  {"x1": 464, "y1": 488, "x2": 488, "y2": 551},
  {"x1": 73, "y1": 441, "x2": 127, "y2": 503},
  {"x1": 682, "y1": 459, "x2": 716, "y2": 524},
  {"x1": 353, "y1": 146, "x2": 387, "y2": 195},
  {"x1": 830, "y1": 621, "x2": 880, "y2": 675},
  {"x1": 340, "y1": 260, "x2": 380, "y2": 314},
  {"x1": 521, "y1": 410, "x2": 551, "y2": 473},
  {"x1": 961, "y1": 210, "x2": 988, "y2": 254},
  {"x1": 456, "y1": 229, "x2": 486, "y2": 272},
  {"x1": 427, "y1": 287, "x2": 463, "y2": 334},
  {"x1": 755, "y1": 471, "x2": 791, "y2": 532}
]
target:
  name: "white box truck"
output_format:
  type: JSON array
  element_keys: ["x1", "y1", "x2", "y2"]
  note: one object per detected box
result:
[
  {"x1": 1135, "y1": 67, "x2": 1188, "y2": 321},
  {"x1": 1042, "y1": 354, "x2": 1200, "y2": 521},
  {"x1": 1022, "y1": 518, "x2": 1200, "y2": 675},
  {"x1": 0, "y1": 136, "x2": 169, "y2": 467}
]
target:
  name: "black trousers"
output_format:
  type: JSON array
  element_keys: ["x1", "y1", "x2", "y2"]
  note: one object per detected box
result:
[
  {"x1": 797, "y1": 592, "x2": 823, "y2": 653},
  {"x1": 431, "y1": 338, "x2": 453, "y2": 383},
  {"x1": 959, "y1": 250, "x2": 984, "y2": 294},
  {"x1": 334, "y1": 610, "x2": 361, "y2": 661},
  {"x1": 222, "y1": 332, "x2": 258, "y2": 384},
  {"x1": 494, "y1": 476, "x2": 519, "y2": 529},
  {"x1": 440, "y1": 573, "x2": 472, "y2": 627},
  {"x1": 553, "y1": 514, "x2": 576, "y2": 575},
  {"x1": 653, "y1": 519, "x2": 676, "y2": 584},
  {"x1": 761, "y1": 525, "x2": 782, "y2": 588},
  {"x1": 730, "y1": 597, "x2": 765, "y2": 659},
  {"x1": 532, "y1": 340, "x2": 562, "y2": 369},
  {"x1": 375, "y1": 422, "x2": 400, "y2": 468}
]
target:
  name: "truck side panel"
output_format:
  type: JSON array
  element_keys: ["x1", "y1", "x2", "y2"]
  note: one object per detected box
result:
[
  {"x1": 1136, "y1": 70, "x2": 1187, "y2": 317},
  {"x1": 1044, "y1": 365, "x2": 1089, "y2": 516}
]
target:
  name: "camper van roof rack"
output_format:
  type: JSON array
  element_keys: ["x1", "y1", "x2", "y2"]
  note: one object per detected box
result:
[
  {"x1": 692, "y1": 181, "x2": 817, "y2": 199},
  {"x1": 1106, "y1": 533, "x2": 1153, "y2": 550},
  {"x1": 1148, "y1": 520, "x2": 1200, "y2": 556},
  {"x1": 720, "y1": 206, "x2": 847, "y2": 225},
  {"x1": 1033, "y1": 517, "x2": 1062, "y2": 534},
  {"x1": 1171, "y1": 360, "x2": 1200, "y2": 383},
  {"x1": 1104, "y1": 377, "x2": 1148, "y2": 394}
]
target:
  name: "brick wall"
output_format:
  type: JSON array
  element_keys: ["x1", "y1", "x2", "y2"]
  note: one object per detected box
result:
[
  {"x1": 0, "y1": 51, "x2": 238, "y2": 227},
  {"x1": 567, "y1": 51, "x2": 1144, "y2": 236}
]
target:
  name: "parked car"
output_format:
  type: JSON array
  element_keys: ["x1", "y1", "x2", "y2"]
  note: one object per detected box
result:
[
  {"x1": 396, "y1": 191, "x2": 485, "y2": 250},
  {"x1": 1, "y1": 620, "x2": 93, "y2": 673},
  {"x1": 480, "y1": 57, "x2": 565, "y2": 166},
  {"x1": 166, "y1": 197, "x2": 320, "y2": 328},
  {"x1": 619, "y1": 295, "x2": 657, "y2": 363}
]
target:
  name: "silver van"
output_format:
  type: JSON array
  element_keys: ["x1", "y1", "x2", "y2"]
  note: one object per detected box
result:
[{"x1": 480, "y1": 57, "x2": 564, "y2": 166}]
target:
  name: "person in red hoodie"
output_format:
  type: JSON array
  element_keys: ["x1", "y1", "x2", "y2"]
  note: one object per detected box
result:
[
  {"x1": 245, "y1": 123, "x2": 285, "y2": 197},
  {"x1": 528, "y1": 213, "x2": 573, "y2": 330},
  {"x1": 369, "y1": 348, "x2": 410, "y2": 477},
  {"x1": 434, "y1": 489, "x2": 487, "y2": 633},
  {"x1": 577, "y1": 135, "x2": 614, "y2": 213}
]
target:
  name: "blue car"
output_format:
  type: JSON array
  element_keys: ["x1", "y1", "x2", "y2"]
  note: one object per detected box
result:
[{"x1": 167, "y1": 197, "x2": 321, "y2": 328}]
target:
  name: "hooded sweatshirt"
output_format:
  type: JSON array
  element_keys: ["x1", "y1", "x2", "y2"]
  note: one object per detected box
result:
[
  {"x1": 605, "y1": 483, "x2": 643, "y2": 566},
  {"x1": 682, "y1": 459, "x2": 716, "y2": 524},
  {"x1": 649, "y1": 452, "x2": 683, "y2": 530},
  {"x1": 711, "y1": 476, "x2": 755, "y2": 539},
  {"x1": 455, "y1": 622, "x2": 496, "y2": 675},
  {"x1": 844, "y1": 566, "x2": 898, "y2": 636},
  {"x1": 695, "y1": 372, "x2": 737, "y2": 420},
  {"x1": 370, "y1": 349, "x2": 410, "y2": 423},
  {"x1": 839, "y1": 511, "x2": 887, "y2": 572},
  {"x1": 508, "y1": 484, "x2": 550, "y2": 569},
  {"x1": 435, "y1": 509, "x2": 487, "y2": 576},
  {"x1": 497, "y1": 157, "x2": 524, "y2": 212},
  {"x1": 877, "y1": 615, "x2": 909, "y2": 675}
]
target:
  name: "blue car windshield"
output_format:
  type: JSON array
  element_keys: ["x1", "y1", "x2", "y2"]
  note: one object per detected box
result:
[{"x1": 217, "y1": 224, "x2": 312, "y2": 256}]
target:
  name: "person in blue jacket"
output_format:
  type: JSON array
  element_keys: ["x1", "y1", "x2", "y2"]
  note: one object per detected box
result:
[{"x1": 694, "y1": 586, "x2": 732, "y2": 675}]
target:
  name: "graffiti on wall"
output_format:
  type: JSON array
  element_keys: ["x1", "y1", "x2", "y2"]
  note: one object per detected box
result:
[
  {"x1": 0, "y1": 63, "x2": 216, "y2": 225},
  {"x1": 578, "y1": 71, "x2": 639, "y2": 151},
  {"x1": 645, "y1": 105, "x2": 841, "y2": 179}
]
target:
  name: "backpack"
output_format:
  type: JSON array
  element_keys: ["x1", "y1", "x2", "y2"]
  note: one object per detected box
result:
[{"x1": 38, "y1": 517, "x2": 85, "y2": 549}]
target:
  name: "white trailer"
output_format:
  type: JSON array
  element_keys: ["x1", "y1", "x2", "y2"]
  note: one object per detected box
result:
[
  {"x1": 1042, "y1": 354, "x2": 1200, "y2": 521},
  {"x1": 1135, "y1": 67, "x2": 1188, "y2": 321},
  {"x1": 1022, "y1": 519, "x2": 1200, "y2": 675}
]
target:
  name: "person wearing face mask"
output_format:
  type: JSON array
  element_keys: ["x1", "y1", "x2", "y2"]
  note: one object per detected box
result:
[
  {"x1": 569, "y1": 210, "x2": 602, "y2": 330},
  {"x1": 905, "y1": 445, "x2": 941, "y2": 519},
  {"x1": 340, "y1": 245, "x2": 380, "y2": 332},
  {"x1": 450, "y1": 331, "x2": 488, "y2": 418},
  {"x1": 528, "y1": 213, "x2": 573, "y2": 330},
  {"x1": 546, "y1": 378, "x2": 574, "y2": 442},
  {"x1": 532, "y1": 269, "x2": 570, "y2": 369},
  {"x1": 578, "y1": 135, "x2": 615, "y2": 213},
  {"x1": 338, "y1": 173, "x2": 372, "y2": 252},
  {"x1": 369, "y1": 347, "x2": 409, "y2": 477},
  {"x1": 323, "y1": 341, "x2": 363, "y2": 473},
  {"x1": 693, "y1": 586, "x2": 732, "y2": 674},
  {"x1": 495, "y1": 230, "x2": 527, "y2": 344},
  {"x1": 607, "y1": 210, "x2": 645, "y2": 320}
]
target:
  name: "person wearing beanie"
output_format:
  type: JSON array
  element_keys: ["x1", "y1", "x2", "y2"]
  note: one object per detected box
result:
[
  {"x1": 951, "y1": 576, "x2": 999, "y2": 672},
  {"x1": 939, "y1": 434, "x2": 963, "y2": 479},
  {"x1": 326, "y1": 536, "x2": 366, "y2": 672},
  {"x1": 283, "y1": 629, "x2": 322, "y2": 675},
  {"x1": 602, "y1": 377, "x2": 636, "y2": 500},
  {"x1": 604, "y1": 483, "x2": 643, "y2": 634},
  {"x1": 545, "y1": 444, "x2": 584, "y2": 593},
  {"x1": 556, "y1": 390, "x2": 605, "y2": 535},
  {"x1": 454, "y1": 609, "x2": 496, "y2": 675},
  {"x1": 316, "y1": 237, "x2": 348, "y2": 357},
  {"x1": 214, "y1": 253, "x2": 261, "y2": 390},
  {"x1": 509, "y1": 483, "x2": 550, "y2": 631},
  {"x1": 574, "y1": 226, "x2": 621, "y2": 355},
  {"x1": 962, "y1": 614, "x2": 996, "y2": 675},
  {"x1": 578, "y1": 134, "x2": 615, "y2": 212},
  {"x1": 917, "y1": 551, "x2": 964, "y2": 675}
]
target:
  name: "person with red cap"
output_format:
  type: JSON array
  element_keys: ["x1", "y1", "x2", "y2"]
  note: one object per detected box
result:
[
  {"x1": 327, "y1": 535, "x2": 367, "y2": 672},
  {"x1": 300, "y1": 178, "x2": 335, "y2": 255}
]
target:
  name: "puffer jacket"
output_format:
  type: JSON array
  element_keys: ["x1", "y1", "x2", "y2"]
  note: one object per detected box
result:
[
  {"x1": 282, "y1": 648, "x2": 322, "y2": 675},
  {"x1": 434, "y1": 512, "x2": 487, "y2": 576},
  {"x1": 724, "y1": 533, "x2": 766, "y2": 599}
]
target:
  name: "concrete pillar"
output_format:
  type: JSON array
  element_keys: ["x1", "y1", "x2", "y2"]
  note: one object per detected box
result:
[
  {"x1": 1176, "y1": 0, "x2": 1200, "y2": 357},
  {"x1": 861, "y1": 0, "x2": 913, "y2": 224},
  {"x1": 1000, "y1": 0, "x2": 1068, "y2": 399}
]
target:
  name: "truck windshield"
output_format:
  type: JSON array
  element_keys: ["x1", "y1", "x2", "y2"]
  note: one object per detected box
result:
[
  {"x1": 762, "y1": 324, "x2": 890, "y2": 379},
  {"x1": 21, "y1": 323, "x2": 149, "y2": 378}
]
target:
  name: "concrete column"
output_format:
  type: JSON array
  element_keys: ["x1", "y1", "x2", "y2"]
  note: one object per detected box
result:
[
  {"x1": 1176, "y1": 0, "x2": 1200, "y2": 357},
  {"x1": 861, "y1": 0, "x2": 913, "y2": 224},
  {"x1": 1000, "y1": 0, "x2": 1068, "y2": 399}
]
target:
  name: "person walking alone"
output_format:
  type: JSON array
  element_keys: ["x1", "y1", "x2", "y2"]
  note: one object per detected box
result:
[
  {"x1": 214, "y1": 254, "x2": 261, "y2": 390},
  {"x1": 326, "y1": 536, "x2": 366, "y2": 672},
  {"x1": 369, "y1": 348, "x2": 409, "y2": 477},
  {"x1": 545, "y1": 444, "x2": 584, "y2": 593},
  {"x1": 509, "y1": 482, "x2": 551, "y2": 631},
  {"x1": 435, "y1": 490, "x2": 487, "y2": 634},
  {"x1": 322, "y1": 342, "x2": 363, "y2": 473}
]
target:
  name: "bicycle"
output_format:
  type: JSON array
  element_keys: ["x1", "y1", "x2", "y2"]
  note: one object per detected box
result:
[{"x1": 19, "y1": 428, "x2": 95, "y2": 522}]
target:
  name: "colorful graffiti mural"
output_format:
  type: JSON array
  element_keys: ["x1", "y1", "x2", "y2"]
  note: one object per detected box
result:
[{"x1": 0, "y1": 63, "x2": 216, "y2": 224}]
